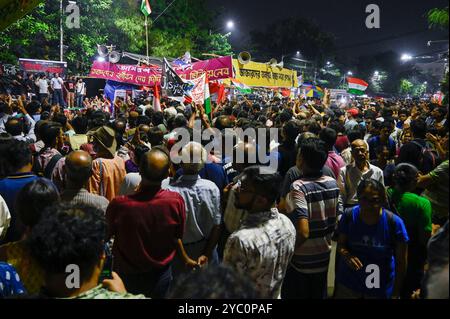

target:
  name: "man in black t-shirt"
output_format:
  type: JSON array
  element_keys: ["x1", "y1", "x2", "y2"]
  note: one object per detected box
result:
[
  {"x1": 65, "y1": 76, "x2": 76, "y2": 108},
  {"x1": 11, "y1": 74, "x2": 26, "y2": 98}
]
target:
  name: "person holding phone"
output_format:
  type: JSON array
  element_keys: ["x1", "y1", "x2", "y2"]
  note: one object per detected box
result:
[{"x1": 27, "y1": 202, "x2": 145, "y2": 299}]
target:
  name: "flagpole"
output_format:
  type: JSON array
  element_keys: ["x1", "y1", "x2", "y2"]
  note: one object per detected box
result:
[{"x1": 145, "y1": 15, "x2": 149, "y2": 61}]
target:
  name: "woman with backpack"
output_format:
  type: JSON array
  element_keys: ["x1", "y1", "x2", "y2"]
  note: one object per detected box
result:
[
  {"x1": 335, "y1": 179, "x2": 409, "y2": 299},
  {"x1": 387, "y1": 164, "x2": 432, "y2": 299}
]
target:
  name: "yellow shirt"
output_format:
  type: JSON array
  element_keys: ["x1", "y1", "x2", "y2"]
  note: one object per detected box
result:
[{"x1": 2, "y1": 241, "x2": 45, "y2": 295}]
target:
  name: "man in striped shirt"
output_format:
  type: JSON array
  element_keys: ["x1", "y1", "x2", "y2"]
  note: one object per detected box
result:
[
  {"x1": 224, "y1": 166, "x2": 296, "y2": 299},
  {"x1": 283, "y1": 137, "x2": 342, "y2": 299}
]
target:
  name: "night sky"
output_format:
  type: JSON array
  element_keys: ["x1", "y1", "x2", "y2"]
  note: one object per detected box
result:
[{"x1": 208, "y1": 0, "x2": 449, "y2": 60}]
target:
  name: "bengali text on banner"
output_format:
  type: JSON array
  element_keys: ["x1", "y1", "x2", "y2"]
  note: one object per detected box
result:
[
  {"x1": 230, "y1": 59, "x2": 298, "y2": 88},
  {"x1": 89, "y1": 56, "x2": 233, "y2": 86}
]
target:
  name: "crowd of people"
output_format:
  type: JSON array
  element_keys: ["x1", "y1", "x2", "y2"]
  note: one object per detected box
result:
[
  {"x1": 0, "y1": 72, "x2": 87, "y2": 109},
  {"x1": 0, "y1": 83, "x2": 448, "y2": 299}
]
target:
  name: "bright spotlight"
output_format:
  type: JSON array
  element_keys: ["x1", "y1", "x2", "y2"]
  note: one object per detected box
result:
[
  {"x1": 96, "y1": 56, "x2": 106, "y2": 62},
  {"x1": 226, "y1": 20, "x2": 234, "y2": 30},
  {"x1": 401, "y1": 54, "x2": 413, "y2": 61}
]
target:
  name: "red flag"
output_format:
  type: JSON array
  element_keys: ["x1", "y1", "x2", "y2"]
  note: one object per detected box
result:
[
  {"x1": 217, "y1": 84, "x2": 226, "y2": 104},
  {"x1": 153, "y1": 84, "x2": 161, "y2": 112},
  {"x1": 281, "y1": 88, "x2": 291, "y2": 97},
  {"x1": 209, "y1": 82, "x2": 221, "y2": 95}
]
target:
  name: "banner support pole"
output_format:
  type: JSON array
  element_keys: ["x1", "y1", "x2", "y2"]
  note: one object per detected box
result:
[{"x1": 145, "y1": 15, "x2": 149, "y2": 62}]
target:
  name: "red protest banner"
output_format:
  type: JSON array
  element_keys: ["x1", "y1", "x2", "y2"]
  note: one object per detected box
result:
[{"x1": 89, "y1": 56, "x2": 233, "y2": 86}]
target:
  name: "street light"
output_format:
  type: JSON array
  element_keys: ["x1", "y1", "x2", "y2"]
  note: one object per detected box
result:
[
  {"x1": 401, "y1": 54, "x2": 413, "y2": 61},
  {"x1": 283, "y1": 51, "x2": 306, "y2": 62},
  {"x1": 210, "y1": 20, "x2": 235, "y2": 35},
  {"x1": 374, "y1": 70, "x2": 379, "y2": 76},
  {"x1": 347, "y1": 71, "x2": 353, "y2": 76}
]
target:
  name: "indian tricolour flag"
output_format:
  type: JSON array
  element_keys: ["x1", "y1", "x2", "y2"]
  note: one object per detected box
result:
[
  {"x1": 230, "y1": 79, "x2": 252, "y2": 94},
  {"x1": 141, "y1": 0, "x2": 152, "y2": 16},
  {"x1": 204, "y1": 76, "x2": 212, "y2": 119},
  {"x1": 347, "y1": 77, "x2": 369, "y2": 95}
]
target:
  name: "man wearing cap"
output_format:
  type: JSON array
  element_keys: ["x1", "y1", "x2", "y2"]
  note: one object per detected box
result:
[
  {"x1": 87, "y1": 126, "x2": 126, "y2": 201},
  {"x1": 344, "y1": 108, "x2": 359, "y2": 133}
]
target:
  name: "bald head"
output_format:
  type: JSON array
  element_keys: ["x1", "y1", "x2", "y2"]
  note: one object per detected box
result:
[
  {"x1": 233, "y1": 142, "x2": 257, "y2": 172},
  {"x1": 5, "y1": 118, "x2": 22, "y2": 136},
  {"x1": 114, "y1": 119, "x2": 126, "y2": 133},
  {"x1": 129, "y1": 111, "x2": 139, "y2": 118},
  {"x1": 140, "y1": 149, "x2": 171, "y2": 185},
  {"x1": 215, "y1": 115, "x2": 232, "y2": 131},
  {"x1": 139, "y1": 124, "x2": 151, "y2": 134},
  {"x1": 65, "y1": 150, "x2": 93, "y2": 186},
  {"x1": 129, "y1": 111, "x2": 139, "y2": 128},
  {"x1": 351, "y1": 139, "x2": 369, "y2": 165},
  {"x1": 351, "y1": 139, "x2": 368, "y2": 150},
  {"x1": 181, "y1": 142, "x2": 207, "y2": 174}
]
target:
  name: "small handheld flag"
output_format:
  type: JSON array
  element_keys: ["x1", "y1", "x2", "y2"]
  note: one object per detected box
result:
[{"x1": 141, "y1": 0, "x2": 152, "y2": 16}]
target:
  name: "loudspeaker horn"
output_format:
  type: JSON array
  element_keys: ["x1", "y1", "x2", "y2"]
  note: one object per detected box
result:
[
  {"x1": 238, "y1": 51, "x2": 251, "y2": 65},
  {"x1": 109, "y1": 51, "x2": 121, "y2": 64}
]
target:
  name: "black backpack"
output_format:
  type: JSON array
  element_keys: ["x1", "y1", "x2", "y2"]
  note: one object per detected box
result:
[{"x1": 410, "y1": 140, "x2": 440, "y2": 173}]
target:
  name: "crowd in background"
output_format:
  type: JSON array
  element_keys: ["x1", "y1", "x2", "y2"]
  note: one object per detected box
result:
[
  {"x1": 0, "y1": 82, "x2": 448, "y2": 299},
  {"x1": 0, "y1": 72, "x2": 88, "y2": 109}
]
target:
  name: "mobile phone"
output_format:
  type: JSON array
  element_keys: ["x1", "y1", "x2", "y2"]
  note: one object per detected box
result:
[{"x1": 99, "y1": 237, "x2": 114, "y2": 282}]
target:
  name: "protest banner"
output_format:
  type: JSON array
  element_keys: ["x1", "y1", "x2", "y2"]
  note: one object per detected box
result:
[
  {"x1": 161, "y1": 58, "x2": 191, "y2": 101},
  {"x1": 188, "y1": 73, "x2": 206, "y2": 105},
  {"x1": 89, "y1": 56, "x2": 233, "y2": 87},
  {"x1": 229, "y1": 59, "x2": 298, "y2": 88},
  {"x1": 19, "y1": 58, "x2": 67, "y2": 76}
]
